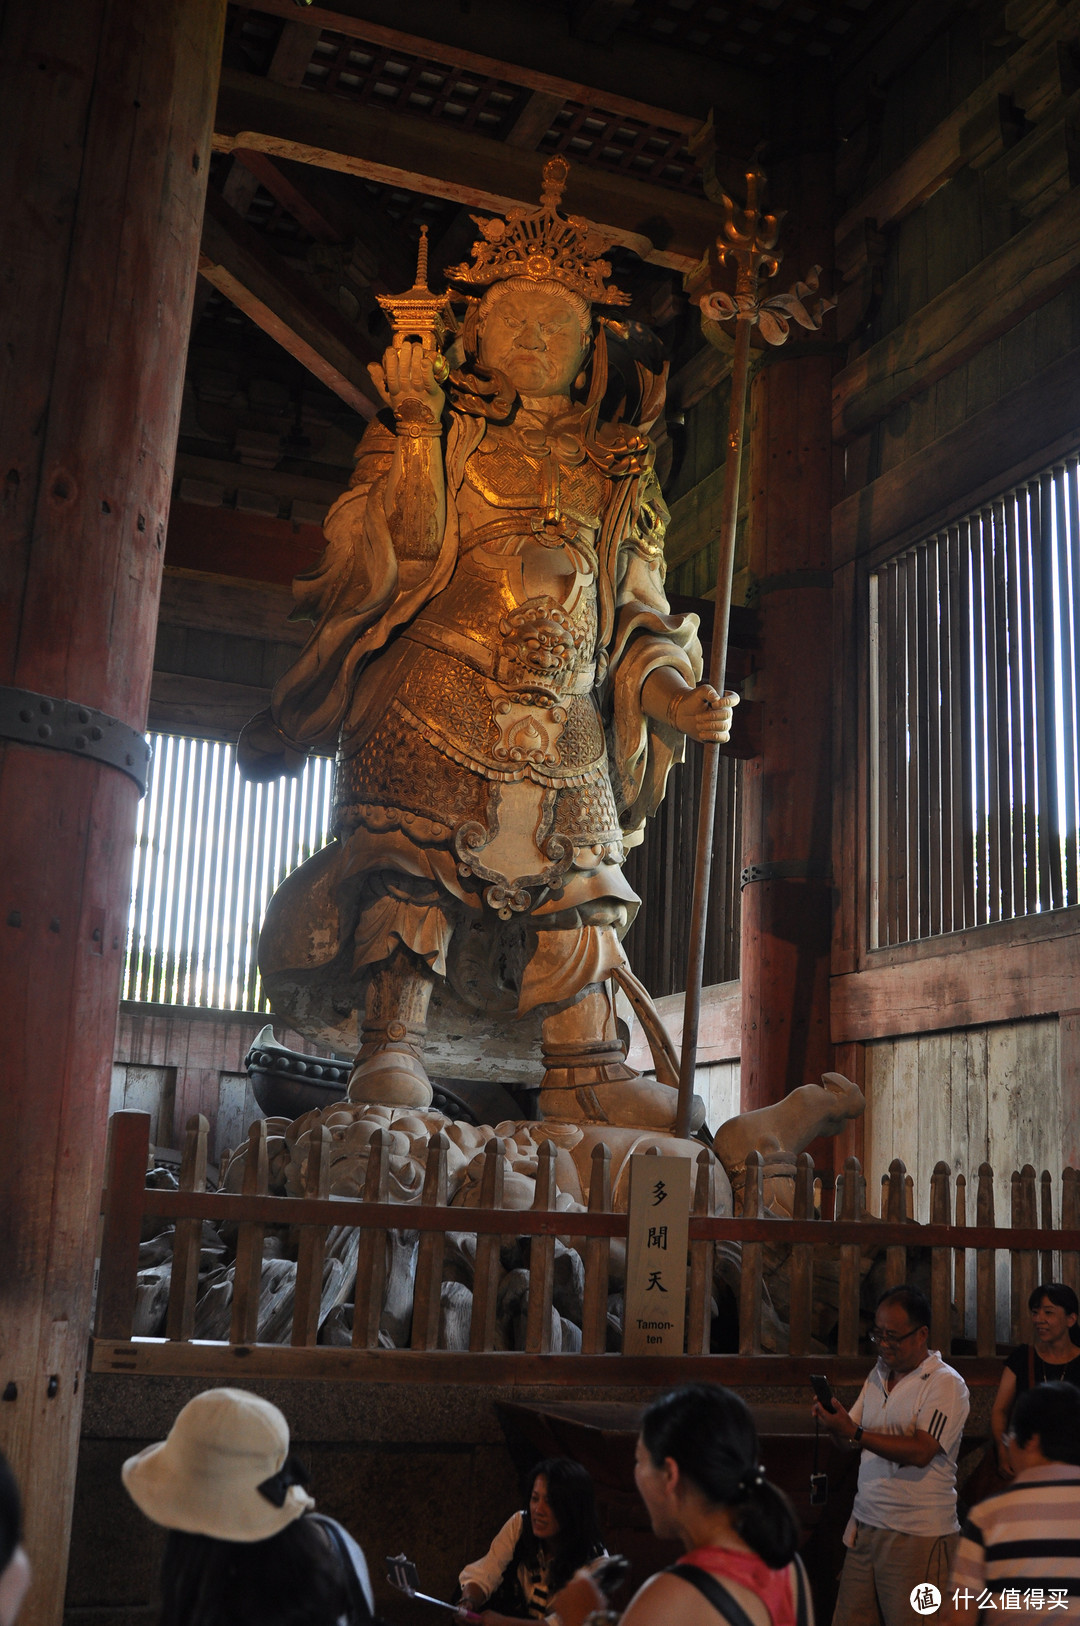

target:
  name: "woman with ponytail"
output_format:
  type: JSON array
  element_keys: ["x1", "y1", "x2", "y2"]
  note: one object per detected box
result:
[{"x1": 612, "y1": 1384, "x2": 811, "y2": 1626}]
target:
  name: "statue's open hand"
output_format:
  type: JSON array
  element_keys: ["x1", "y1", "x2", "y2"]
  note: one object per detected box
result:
[
  {"x1": 368, "y1": 340, "x2": 445, "y2": 421},
  {"x1": 672, "y1": 685, "x2": 739, "y2": 744}
]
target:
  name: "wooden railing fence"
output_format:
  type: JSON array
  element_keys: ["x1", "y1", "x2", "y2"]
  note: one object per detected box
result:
[{"x1": 93, "y1": 1111, "x2": 1080, "y2": 1380}]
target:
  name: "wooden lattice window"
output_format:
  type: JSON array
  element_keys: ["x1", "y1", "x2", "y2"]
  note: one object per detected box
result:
[
  {"x1": 124, "y1": 735, "x2": 335, "y2": 1011},
  {"x1": 870, "y1": 459, "x2": 1080, "y2": 947}
]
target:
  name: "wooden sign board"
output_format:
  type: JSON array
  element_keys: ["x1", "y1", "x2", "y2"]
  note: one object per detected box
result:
[{"x1": 622, "y1": 1154, "x2": 691, "y2": 1355}]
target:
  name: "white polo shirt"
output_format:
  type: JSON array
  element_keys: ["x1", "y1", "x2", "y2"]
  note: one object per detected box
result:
[{"x1": 848, "y1": 1348, "x2": 970, "y2": 1537}]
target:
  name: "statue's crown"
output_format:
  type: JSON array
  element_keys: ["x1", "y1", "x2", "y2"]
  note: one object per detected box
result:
[{"x1": 446, "y1": 157, "x2": 630, "y2": 308}]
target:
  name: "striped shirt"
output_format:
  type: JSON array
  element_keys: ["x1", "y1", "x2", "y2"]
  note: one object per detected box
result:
[{"x1": 950, "y1": 1464, "x2": 1080, "y2": 1621}]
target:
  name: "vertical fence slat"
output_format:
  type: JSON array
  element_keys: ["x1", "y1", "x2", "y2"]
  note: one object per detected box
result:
[
  {"x1": 1004, "y1": 496, "x2": 1026, "y2": 917},
  {"x1": 913, "y1": 544, "x2": 931, "y2": 938},
  {"x1": 924, "y1": 539, "x2": 943, "y2": 937},
  {"x1": 687, "y1": 1149, "x2": 715, "y2": 1356},
  {"x1": 1045, "y1": 469, "x2": 1067, "y2": 908},
  {"x1": 984, "y1": 507, "x2": 1004, "y2": 923},
  {"x1": 976, "y1": 1163, "x2": 997, "y2": 1357},
  {"x1": 787, "y1": 1153, "x2": 815, "y2": 1358},
  {"x1": 95, "y1": 1112, "x2": 152, "y2": 1339},
  {"x1": 738, "y1": 1151, "x2": 764, "y2": 1357},
  {"x1": 875, "y1": 566, "x2": 893, "y2": 943},
  {"x1": 292, "y1": 1126, "x2": 331, "y2": 1347},
  {"x1": 904, "y1": 551, "x2": 921, "y2": 938},
  {"x1": 469, "y1": 1138, "x2": 505, "y2": 1353},
  {"x1": 838, "y1": 1156, "x2": 865, "y2": 1357},
  {"x1": 1065, "y1": 462, "x2": 1080, "y2": 905},
  {"x1": 885, "y1": 1158, "x2": 907, "y2": 1287},
  {"x1": 930, "y1": 1162, "x2": 951, "y2": 1354},
  {"x1": 972, "y1": 514, "x2": 991, "y2": 925},
  {"x1": 411, "y1": 1132, "x2": 448, "y2": 1351},
  {"x1": 1012, "y1": 1164, "x2": 1038, "y2": 1341},
  {"x1": 938, "y1": 530, "x2": 956, "y2": 931},
  {"x1": 353, "y1": 1130, "x2": 390, "y2": 1349},
  {"x1": 959, "y1": 519, "x2": 978, "y2": 923},
  {"x1": 141, "y1": 734, "x2": 176, "y2": 1003},
  {"x1": 525, "y1": 1140, "x2": 557, "y2": 1355},
  {"x1": 1016, "y1": 489, "x2": 1040, "y2": 914},
  {"x1": 1062, "y1": 1168, "x2": 1080, "y2": 1304},
  {"x1": 166, "y1": 1114, "x2": 209, "y2": 1342},
  {"x1": 954, "y1": 1172, "x2": 967, "y2": 1344},
  {"x1": 1032, "y1": 475, "x2": 1057, "y2": 909},
  {"x1": 230, "y1": 1120, "x2": 269, "y2": 1345},
  {"x1": 1040, "y1": 1168, "x2": 1054, "y2": 1285},
  {"x1": 581, "y1": 1144, "x2": 611, "y2": 1355}
]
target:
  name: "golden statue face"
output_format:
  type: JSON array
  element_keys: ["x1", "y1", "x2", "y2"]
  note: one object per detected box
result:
[{"x1": 478, "y1": 286, "x2": 588, "y2": 398}]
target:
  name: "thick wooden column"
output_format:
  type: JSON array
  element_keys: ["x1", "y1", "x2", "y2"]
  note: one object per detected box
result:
[
  {"x1": 0, "y1": 4, "x2": 224, "y2": 1621},
  {"x1": 739, "y1": 107, "x2": 837, "y2": 1118}
]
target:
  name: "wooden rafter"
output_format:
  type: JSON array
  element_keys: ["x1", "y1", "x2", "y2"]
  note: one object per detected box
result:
[
  {"x1": 199, "y1": 186, "x2": 381, "y2": 416},
  {"x1": 231, "y1": 148, "x2": 344, "y2": 243},
  {"x1": 213, "y1": 68, "x2": 719, "y2": 272}
]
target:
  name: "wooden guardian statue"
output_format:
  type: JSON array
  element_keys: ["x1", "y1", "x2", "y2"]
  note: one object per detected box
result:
[{"x1": 239, "y1": 157, "x2": 736, "y2": 1132}]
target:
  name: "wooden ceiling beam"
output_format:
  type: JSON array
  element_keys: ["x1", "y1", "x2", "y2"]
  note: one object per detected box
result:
[
  {"x1": 267, "y1": 20, "x2": 322, "y2": 87},
  {"x1": 214, "y1": 69, "x2": 721, "y2": 273},
  {"x1": 241, "y1": 157, "x2": 418, "y2": 290},
  {"x1": 504, "y1": 90, "x2": 567, "y2": 152},
  {"x1": 240, "y1": 0, "x2": 749, "y2": 134},
  {"x1": 231, "y1": 148, "x2": 344, "y2": 243},
  {"x1": 199, "y1": 185, "x2": 380, "y2": 416}
]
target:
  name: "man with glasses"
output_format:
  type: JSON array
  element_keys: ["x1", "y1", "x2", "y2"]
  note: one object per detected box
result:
[{"x1": 812, "y1": 1285, "x2": 970, "y2": 1626}]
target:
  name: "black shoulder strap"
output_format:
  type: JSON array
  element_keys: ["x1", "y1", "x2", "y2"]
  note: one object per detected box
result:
[
  {"x1": 794, "y1": 1555, "x2": 808, "y2": 1626},
  {"x1": 668, "y1": 1559, "x2": 808, "y2": 1626},
  {"x1": 667, "y1": 1564, "x2": 761, "y2": 1626},
  {"x1": 310, "y1": 1514, "x2": 374, "y2": 1624}
]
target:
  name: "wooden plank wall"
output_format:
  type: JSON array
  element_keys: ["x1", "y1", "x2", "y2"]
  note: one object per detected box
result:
[
  {"x1": 863, "y1": 1016, "x2": 1062, "y2": 1339},
  {"x1": 112, "y1": 1004, "x2": 331, "y2": 1161},
  {"x1": 864, "y1": 1017, "x2": 1061, "y2": 1221},
  {"x1": 824, "y1": 3, "x2": 1080, "y2": 1175},
  {"x1": 149, "y1": 566, "x2": 310, "y2": 741}
]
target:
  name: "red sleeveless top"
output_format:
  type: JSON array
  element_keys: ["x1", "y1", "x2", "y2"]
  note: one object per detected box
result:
[{"x1": 679, "y1": 1547, "x2": 797, "y2": 1626}]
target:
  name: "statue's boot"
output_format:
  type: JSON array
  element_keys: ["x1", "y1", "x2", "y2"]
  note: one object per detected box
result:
[
  {"x1": 347, "y1": 948, "x2": 434, "y2": 1110},
  {"x1": 538, "y1": 986, "x2": 705, "y2": 1132}
]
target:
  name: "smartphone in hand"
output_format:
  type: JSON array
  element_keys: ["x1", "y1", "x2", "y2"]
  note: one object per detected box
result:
[{"x1": 810, "y1": 1373, "x2": 837, "y2": 1413}]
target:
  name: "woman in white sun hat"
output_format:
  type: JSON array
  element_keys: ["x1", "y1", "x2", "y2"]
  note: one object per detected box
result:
[{"x1": 122, "y1": 1387, "x2": 375, "y2": 1625}]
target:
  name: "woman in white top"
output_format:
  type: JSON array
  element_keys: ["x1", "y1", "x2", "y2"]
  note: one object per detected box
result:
[{"x1": 459, "y1": 1458, "x2": 605, "y2": 1623}]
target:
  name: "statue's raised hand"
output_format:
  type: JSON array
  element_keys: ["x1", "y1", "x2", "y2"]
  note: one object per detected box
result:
[
  {"x1": 368, "y1": 340, "x2": 445, "y2": 425},
  {"x1": 670, "y1": 684, "x2": 739, "y2": 744}
]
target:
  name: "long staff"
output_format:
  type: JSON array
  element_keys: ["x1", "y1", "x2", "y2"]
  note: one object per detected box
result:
[{"x1": 675, "y1": 169, "x2": 833, "y2": 1139}]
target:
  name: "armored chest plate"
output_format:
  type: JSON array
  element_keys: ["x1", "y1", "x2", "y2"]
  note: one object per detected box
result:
[{"x1": 464, "y1": 438, "x2": 607, "y2": 531}]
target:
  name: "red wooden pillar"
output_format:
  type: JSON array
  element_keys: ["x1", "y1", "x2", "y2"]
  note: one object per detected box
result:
[
  {"x1": 0, "y1": 3, "x2": 224, "y2": 1621},
  {"x1": 738, "y1": 108, "x2": 838, "y2": 1124}
]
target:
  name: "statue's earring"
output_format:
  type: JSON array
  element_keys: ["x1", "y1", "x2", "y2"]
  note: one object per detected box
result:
[{"x1": 574, "y1": 340, "x2": 591, "y2": 394}]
